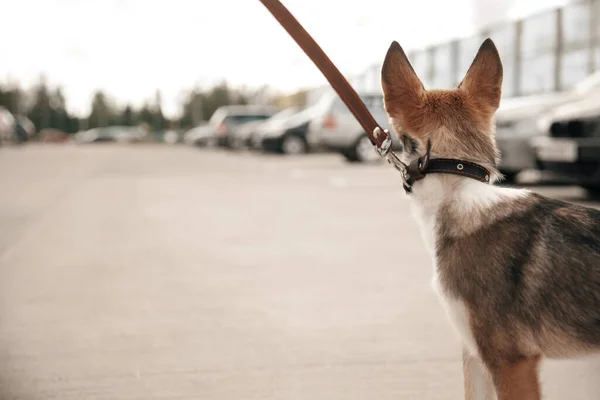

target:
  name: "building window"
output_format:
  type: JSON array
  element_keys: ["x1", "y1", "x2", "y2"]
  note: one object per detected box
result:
[
  {"x1": 431, "y1": 43, "x2": 454, "y2": 89},
  {"x1": 562, "y1": 48, "x2": 590, "y2": 88},
  {"x1": 408, "y1": 49, "x2": 430, "y2": 88},
  {"x1": 457, "y1": 36, "x2": 484, "y2": 80},
  {"x1": 488, "y1": 24, "x2": 516, "y2": 97},
  {"x1": 520, "y1": 53, "x2": 555, "y2": 94},
  {"x1": 521, "y1": 10, "x2": 557, "y2": 58},
  {"x1": 519, "y1": 10, "x2": 557, "y2": 94},
  {"x1": 563, "y1": 2, "x2": 592, "y2": 47}
]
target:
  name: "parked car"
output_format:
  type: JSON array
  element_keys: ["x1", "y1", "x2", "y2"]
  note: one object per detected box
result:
[
  {"x1": 230, "y1": 107, "x2": 300, "y2": 150},
  {"x1": 531, "y1": 88, "x2": 600, "y2": 197},
  {"x1": 183, "y1": 122, "x2": 213, "y2": 147},
  {"x1": 260, "y1": 106, "x2": 321, "y2": 155},
  {"x1": 0, "y1": 107, "x2": 15, "y2": 145},
  {"x1": 193, "y1": 105, "x2": 279, "y2": 148},
  {"x1": 494, "y1": 70, "x2": 600, "y2": 182},
  {"x1": 306, "y1": 91, "x2": 399, "y2": 163},
  {"x1": 74, "y1": 126, "x2": 146, "y2": 144},
  {"x1": 229, "y1": 120, "x2": 265, "y2": 150}
]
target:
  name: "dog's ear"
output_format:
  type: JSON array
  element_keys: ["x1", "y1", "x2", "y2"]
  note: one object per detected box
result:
[
  {"x1": 381, "y1": 41, "x2": 426, "y2": 134},
  {"x1": 458, "y1": 38, "x2": 503, "y2": 112}
]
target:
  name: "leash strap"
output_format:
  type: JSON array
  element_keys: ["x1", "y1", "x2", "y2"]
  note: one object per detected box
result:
[{"x1": 258, "y1": 0, "x2": 392, "y2": 152}]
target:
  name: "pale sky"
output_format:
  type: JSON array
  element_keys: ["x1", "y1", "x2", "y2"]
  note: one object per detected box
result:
[{"x1": 0, "y1": 0, "x2": 568, "y2": 118}]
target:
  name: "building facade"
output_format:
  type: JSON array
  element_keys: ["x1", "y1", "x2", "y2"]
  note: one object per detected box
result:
[{"x1": 306, "y1": 0, "x2": 599, "y2": 105}]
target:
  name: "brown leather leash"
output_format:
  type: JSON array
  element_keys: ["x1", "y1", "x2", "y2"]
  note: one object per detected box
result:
[
  {"x1": 258, "y1": 0, "x2": 491, "y2": 192},
  {"x1": 257, "y1": 0, "x2": 406, "y2": 165}
]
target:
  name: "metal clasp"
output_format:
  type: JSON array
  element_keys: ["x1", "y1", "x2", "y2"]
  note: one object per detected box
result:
[
  {"x1": 373, "y1": 127, "x2": 392, "y2": 157},
  {"x1": 372, "y1": 127, "x2": 412, "y2": 192},
  {"x1": 372, "y1": 127, "x2": 408, "y2": 172}
]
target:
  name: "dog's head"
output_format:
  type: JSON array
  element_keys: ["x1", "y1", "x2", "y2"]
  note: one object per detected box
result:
[{"x1": 381, "y1": 38, "x2": 503, "y2": 179}]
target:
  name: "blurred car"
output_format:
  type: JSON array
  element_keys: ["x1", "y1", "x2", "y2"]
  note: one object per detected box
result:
[
  {"x1": 494, "y1": 70, "x2": 600, "y2": 182},
  {"x1": 306, "y1": 91, "x2": 399, "y2": 163},
  {"x1": 0, "y1": 107, "x2": 15, "y2": 144},
  {"x1": 229, "y1": 120, "x2": 265, "y2": 150},
  {"x1": 74, "y1": 126, "x2": 146, "y2": 144},
  {"x1": 531, "y1": 88, "x2": 600, "y2": 197},
  {"x1": 230, "y1": 107, "x2": 300, "y2": 150},
  {"x1": 260, "y1": 106, "x2": 321, "y2": 155},
  {"x1": 183, "y1": 122, "x2": 213, "y2": 147},
  {"x1": 203, "y1": 105, "x2": 279, "y2": 148}
]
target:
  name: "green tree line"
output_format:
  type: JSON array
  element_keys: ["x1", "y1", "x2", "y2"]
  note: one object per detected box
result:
[{"x1": 0, "y1": 79, "x2": 254, "y2": 135}]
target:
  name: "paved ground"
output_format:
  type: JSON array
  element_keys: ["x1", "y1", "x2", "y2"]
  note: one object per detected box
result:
[{"x1": 1, "y1": 143, "x2": 600, "y2": 400}]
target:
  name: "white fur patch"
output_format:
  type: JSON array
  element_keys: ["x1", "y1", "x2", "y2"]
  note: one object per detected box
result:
[
  {"x1": 455, "y1": 178, "x2": 529, "y2": 213},
  {"x1": 410, "y1": 175, "x2": 530, "y2": 357}
]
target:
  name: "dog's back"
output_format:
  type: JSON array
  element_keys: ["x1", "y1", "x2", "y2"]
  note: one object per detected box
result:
[{"x1": 436, "y1": 189, "x2": 600, "y2": 364}]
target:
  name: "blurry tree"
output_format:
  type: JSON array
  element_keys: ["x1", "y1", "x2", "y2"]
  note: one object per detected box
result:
[
  {"x1": 24, "y1": 82, "x2": 80, "y2": 134},
  {"x1": 0, "y1": 86, "x2": 25, "y2": 115},
  {"x1": 0, "y1": 78, "x2": 272, "y2": 135},
  {"x1": 137, "y1": 102, "x2": 154, "y2": 128},
  {"x1": 27, "y1": 80, "x2": 52, "y2": 133},
  {"x1": 50, "y1": 87, "x2": 73, "y2": 133},
  {"x1": 88, "y1": 91, "x2": 114, "y2": 128},
  {"x1": 178, "y1": 89, "x2": 204, "y2": 128},
  {"x1": 152, "y1": 89, "x2": 167, "y2": 131},
  {"x1": 121, "y1": 104, "x2": 135, "y2": 126}
]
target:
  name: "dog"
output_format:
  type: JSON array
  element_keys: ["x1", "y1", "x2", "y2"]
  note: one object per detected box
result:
[{"x1": 380, "y1": 38, "x2": 600, "y2": 399}]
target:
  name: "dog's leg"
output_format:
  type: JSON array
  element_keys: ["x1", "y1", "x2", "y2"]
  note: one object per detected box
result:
[
  {"x1": 463, "y1": 348, "x2": 496, "y2": 400},
  {"x1": 489, "y1": 356, "x2": 541, "y2": 400}
]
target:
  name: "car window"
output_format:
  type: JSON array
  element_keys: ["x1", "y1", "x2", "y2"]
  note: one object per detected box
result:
[{"x1": 225, "y1": 114, "x2": 272, "y2": 125}]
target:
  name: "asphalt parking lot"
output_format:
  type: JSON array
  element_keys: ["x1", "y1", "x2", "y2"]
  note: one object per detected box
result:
[{"x1": 1, "y1": 143, "x2": 600, "y2": 400}]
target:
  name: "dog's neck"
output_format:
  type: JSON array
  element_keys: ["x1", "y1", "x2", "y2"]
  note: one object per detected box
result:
[{"x1": 407, "y1": 171, "x2": 528, "y2": 254}]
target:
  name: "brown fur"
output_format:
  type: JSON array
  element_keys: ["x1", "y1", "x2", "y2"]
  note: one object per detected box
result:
[{"x1": 491, "y1": 356, "x2": 541, "y2": 400}]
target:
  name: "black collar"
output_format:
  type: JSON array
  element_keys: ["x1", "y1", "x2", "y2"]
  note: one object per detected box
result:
[{"x1": 402, "y1": 140, "x2": 491, "y2": 194}]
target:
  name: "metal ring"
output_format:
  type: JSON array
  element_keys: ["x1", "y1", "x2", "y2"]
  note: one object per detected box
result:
[
  {"x1": 457, "y1": 164, "x2": 464, "y2": 170},
  {"x1": 373, "y1": 128, "x2": 392, "y2": 157}
]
